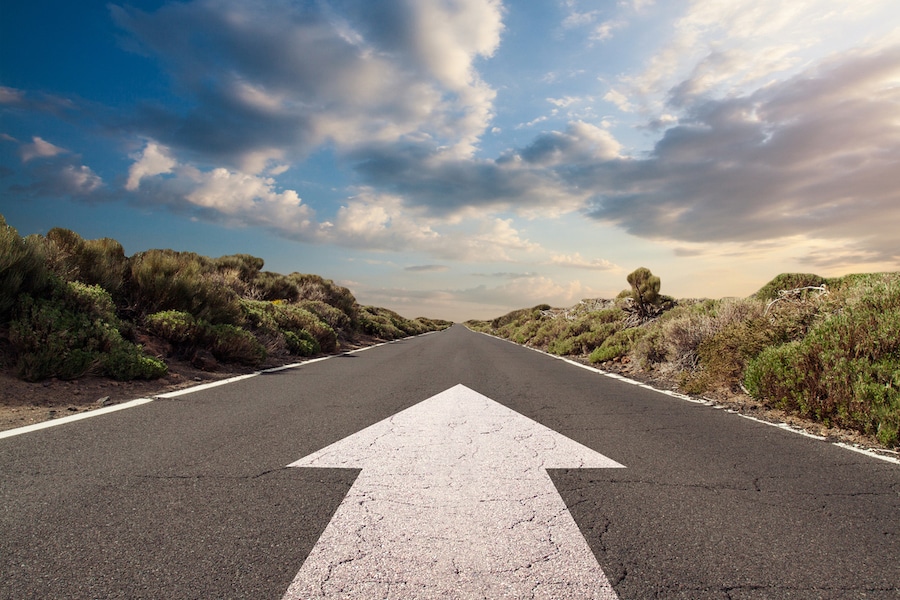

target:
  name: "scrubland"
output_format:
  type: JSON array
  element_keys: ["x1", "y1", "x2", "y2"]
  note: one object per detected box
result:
[
  {"x1": 467, "y1": 271, "x2": 900, "y2": 448},
  {"x1": 0, "y1": 215, "x2": 450, "y2": 386}
]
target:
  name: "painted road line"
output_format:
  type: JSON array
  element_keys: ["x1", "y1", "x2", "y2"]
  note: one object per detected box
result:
[
  {"x1": 0, "y1": 398, "x2": 154, "y2": 440},
  {"x1": 283, "y1": 384, "x2": 624, "y2": 599}
]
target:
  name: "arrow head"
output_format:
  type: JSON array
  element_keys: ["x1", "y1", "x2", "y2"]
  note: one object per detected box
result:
[{"x1": 290, "y1": 384, "x2": 624, "y2": 474}]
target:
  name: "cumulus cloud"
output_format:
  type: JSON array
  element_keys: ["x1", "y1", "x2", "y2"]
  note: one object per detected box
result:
[
  {"x1": 111, "y1": 0, "x2": 503, "y2": 170},
  {"x1": 350, "y1": 140, "x2": 586, "y2": 218},
  {"x1": 124, "y1": 142, "x2": 545, "y2": 262},
  {"x1": 126, "y1": 141, "x2": 176, "y2": 190},
  {"x1": 331, "y1": 193, "x2": 542, "y2": 261}
]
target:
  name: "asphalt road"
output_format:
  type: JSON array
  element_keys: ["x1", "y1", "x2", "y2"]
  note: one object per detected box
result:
[{"x1": 1, "y1": 324, "x2": 898, "y2": 599}]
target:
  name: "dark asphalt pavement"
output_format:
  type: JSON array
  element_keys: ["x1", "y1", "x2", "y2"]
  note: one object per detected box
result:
[{"x1": 2, "y1": 325, "x2": 898, "y2": 599}]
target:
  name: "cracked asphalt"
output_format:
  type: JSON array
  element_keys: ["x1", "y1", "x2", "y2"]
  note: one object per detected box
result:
[{"x1": 2, "y1": 325, "x2": 898, "y2": 599}]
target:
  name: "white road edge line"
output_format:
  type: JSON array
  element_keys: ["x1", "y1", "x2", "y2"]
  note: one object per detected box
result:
[
  {"x1": 476, "y1": 330, "x2": 900, "y2": 466},
  {"x1": 0, "y1": 398, "x2": 155, "y2": 440},
  {"x1": 0, "y1": 331, "x2": 441, "y2": 439}
]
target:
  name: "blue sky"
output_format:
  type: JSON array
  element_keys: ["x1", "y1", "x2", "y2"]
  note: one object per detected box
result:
[{"x1": 2, "y1": 0, "x2": 899, "y2": 321}]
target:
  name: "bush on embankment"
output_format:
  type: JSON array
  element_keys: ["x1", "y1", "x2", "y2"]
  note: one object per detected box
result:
[
  {"x1": 466, "y1": 270, "x2": 899, "y2": 447},
  {"x1": 0, "y1": 215, "x2": 451, "y2": 383}
]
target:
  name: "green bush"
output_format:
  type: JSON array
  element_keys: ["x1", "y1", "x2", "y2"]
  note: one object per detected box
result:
[
  {"x1": 298, "y1": 300, "x2": 351, "y2": 333},
  {"x1": 205, "y1": 324, "x2": 266, "y2": 366},
  {"x1": 289, "y1": 273, "x2": 359, "y2": 323},
  {"x1": 283, "y1": 330, "x2": 320, "y2": 356},
  {"x1": 589, "y1": 328, "x2": 643, "y2": 363},
  {"x1": 42, "y1": 228, "x2": 128, "y2": 296},
  {"x1": 102, "y1": 341, "x2": 167, "y2": 380},
  {"x1": 250, "y1": 271, "x2": 300, "y2": 302},
  {"x1": 754, "y1": 273, "x2": 827, "y2": 302},
  {"x1": 359, "y1": 306, "x2": 406, "y2": 340},
  {"x1": 272, "y1": 303, "x2": 337, "y2": 352},
  {"x1": 145, "y1": 310, "x2": 202, "y2": 344},
  {"x1": 745, "y1": 275, "x2": 900, "y2": 446},
  {"x1": 9, "y1": 280, "x2": 165, "y2": 381}
]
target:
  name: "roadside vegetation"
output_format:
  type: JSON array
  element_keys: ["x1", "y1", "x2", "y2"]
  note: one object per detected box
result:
[
  {"x1": 467, "y1": 268, "x2": 900, "y2": 448},
  {"x1": 0, "y1": 215, "x2": 450, "y2": 384}
]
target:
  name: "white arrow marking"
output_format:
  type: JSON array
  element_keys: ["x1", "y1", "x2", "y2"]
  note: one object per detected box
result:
[{"x1": 283, "y1": 384, "x2": 624, "y2": 599}]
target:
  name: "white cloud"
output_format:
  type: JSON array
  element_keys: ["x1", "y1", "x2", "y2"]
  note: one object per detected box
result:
[
  {"x1": 19, "y1": 136, "x2": 67, "y2": 162},
  {"x1": 591, "y1": 20, "x2": 625, "y2": 42},
  {"x1": 126, "y1": 141, "x2": 176, "y2": 190},
  {"x1": 549, "y1": 252, "x2": 619, "y2": 271},
  {"x1": 618, "y1": 0, "x2": 900, "y2": 113},
  {"x1": 602, "y1": 89, "x2": 634, "y2": 113},
  {"x1": 111, "y1": 0, "x2": 505, "y2": 167},
  {"x1": 330, "y1": 193, "x2": 541, "y2": 261}
]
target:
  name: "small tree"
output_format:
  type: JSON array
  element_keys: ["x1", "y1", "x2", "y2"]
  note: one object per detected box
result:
[{"x1": 626, "y1": 267, "x2": 661, "y2": 317}]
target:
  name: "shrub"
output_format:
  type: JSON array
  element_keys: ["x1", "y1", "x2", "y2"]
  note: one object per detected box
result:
[
  {"x1": 216, "y1": 254, "x2": 264, "y2": 282},
  {"x1": 359, "y1": 306, "x2": 405, "y2": 340},
  {"x1": 289, "y1": 273, "x2": 358, "y2": 322},
  {"x1": 0, "y1": 217, "x2": 50, "y2": 321},
  {"x1": 589, "y1": 328, "x2": 644, "y2": 363},
  {"x1": 283, "y1": 330, "x2": 320, "y2": 356},
  {"x1": 745, "y1": 275, "x2": 900, "y2": 446},
  {"x1": 9, "y1": 280, "x2": 165, "y2": 381},
  {"x1": 299, "y1": 300, "x2": 351, "y2": 333},
  {"x1": 754, "y1": 273, "x2": 827, "y2": 302},
  {"x1": 249, "y1": 271, "x2": 300, "y2": 302},
  {"x1": 102, "y1": 341, "x2": 167, "y2": 380},
  {"x1": 205, "y1": 324, "x2": 266, "y2": 366},
  {"x1": 626, "y1": 267, "x2": 661, "y2": 317},
  {"x1": 272, "y1": 303, "x2": 337, "y2": 352},
  {"x1": 129, "y1": 249, "x2": 242, "y2": 324},
  {"x1": 145, "y1": 310, "x2": 202, "y2": 344}
]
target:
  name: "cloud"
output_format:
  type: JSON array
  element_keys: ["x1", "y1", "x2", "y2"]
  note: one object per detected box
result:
[
  {"x1": 124, "y1": 143, "x2": 545, "y2": 261},
  {"x1": 111, "y1": 0, "x2": 504, "y2": 170},
  {"x1": 549, "y1": 252, "x2": 619, "y2": 271},
  {"x1": 350, "y1": 140, "x2": 585, "y2": 218},
  {"x1": 583, "y1": 43, "x2": 900, "y2": 263},
  {"x1": 405, "y1": 265, "x2": 450, "y2": 273},
  {"x1": 126, "y1": 141, "x2": 176, "y2": 190},
  {"x1": 11, "y1": 160, "x2": 103, "y2": 199},
  {"x1": 517, "y1": 121, "x2": 621, "y2": 166},
  {"x1": 617, "y1": 0, "x2": 898, "y2": 112},
  {"x1": 19, "y1": 136, "x2": 67, "y2": 162},
  {"x1": 356, "y1": 274, "x2": 602, "y2": 320},
  {"x1": 602, "y1": 89, "x2": 634, "y2": 113},
  {"x1": 331, "y1": 195, "x2": 542, "y2": 261},
  {"x1": 591, "y1": 20, "x2": 625, "y2": 42}
]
